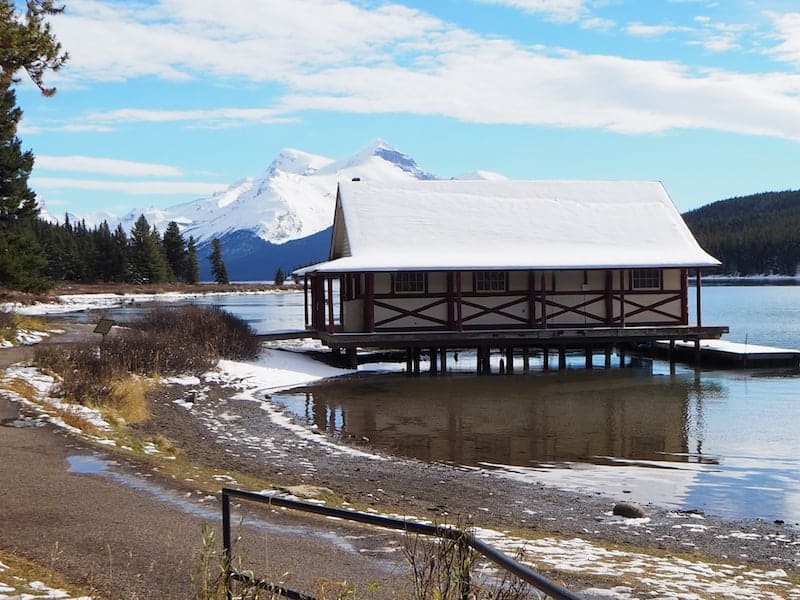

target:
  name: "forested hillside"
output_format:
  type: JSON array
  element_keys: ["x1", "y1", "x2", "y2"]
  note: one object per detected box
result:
[{"x1": 683, "y1": 190, "x2": 800, "y2": 276}]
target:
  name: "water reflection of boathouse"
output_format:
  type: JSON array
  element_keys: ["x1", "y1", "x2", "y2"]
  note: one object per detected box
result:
[
  {"x1": 293, "y1": 374, "x2": 720, "y2": 467},
  {"x1": 296, "y1": 180, "x2": 727, "y2": 373}
]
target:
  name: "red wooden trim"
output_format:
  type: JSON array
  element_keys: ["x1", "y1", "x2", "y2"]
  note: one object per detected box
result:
[
  {"x1": 338, "y1": 274, "x2": 344, "y2": 327},
  {"x1": 364, "y1": 273, "x2": 375, "y2": 332},
  {"x1": 446, "y1": 272, "x2": 455, "y2": 329},
  {"x1": 680, "y1": 268, "x2": 688, "y2": 325},
  {"x1": 541, "y1": 273, "x2": 548, "y2": 328},
  {"x1": 618, "y1": 293, "x2": 682, "y2": 321},
  {"x1": 373, "y1": 298, "x2": 448, "y2": 328},
  {"x1": 696, "y1": 269, "x2": 702, "y2": 327},
  {"x1": 456, "y1": 272, "x2": 463, "y2": 331},
  {"x1": 604, "y1": 271, "x2": 613, "y2": 325},
  {"x1": 542, "y1": 295, "x2": 607, "y2": 324},
  {"x1": 303, "y1": 274, "x2": 309, "y2": 327},
  {"x1": 528, "y1": 270, "x2": 535, "y2": 327},
  {"x1": 312, "y1": 275, "x2": 325, "y2": 331},
  {"x1": 460, "y1": 296, "x2": 529, "y2": 325},
  {"x1": 326, "y1": 275, "x2": 335, "y2": 334}
]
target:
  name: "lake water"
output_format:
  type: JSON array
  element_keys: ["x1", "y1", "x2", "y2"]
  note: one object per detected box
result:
[{"x1": 62, "y1": 284, "x2": 800, "y2": 522}]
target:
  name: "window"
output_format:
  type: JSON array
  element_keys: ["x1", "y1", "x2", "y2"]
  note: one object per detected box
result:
[
  {"x1": 394, "y1": 271, "x2": 426, "y2": 293},
  {"x1": 631, "y1": 269, "x2": 661, "y2": 289},
  {"x1": 475, "y1": 271, "x2": 507, "y2": 292}
]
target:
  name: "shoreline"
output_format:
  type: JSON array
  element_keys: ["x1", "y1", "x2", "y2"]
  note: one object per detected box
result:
[{"x1": 2, "y1": 302, "x2": 800, "y2": 597}]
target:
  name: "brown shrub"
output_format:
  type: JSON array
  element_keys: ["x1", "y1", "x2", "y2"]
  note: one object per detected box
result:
[
  {"x1": 35, "y1": 305, "x2": 259, "y2": 408},
  {"x1": 133, "y1": 305, "x2": 259, "y2": 361}
]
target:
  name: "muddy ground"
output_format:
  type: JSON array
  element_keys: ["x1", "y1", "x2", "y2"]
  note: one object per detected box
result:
[{"x1": 135, "y1": 373, "x2": 800, "y2": 576}]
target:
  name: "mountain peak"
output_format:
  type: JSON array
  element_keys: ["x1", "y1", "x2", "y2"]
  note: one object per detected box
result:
[
  {"x1": 317, "y1": 139, "x2": 436, "y2": 180},
  {"x1": 267, "y1": 148, "x2": 334, "y2": 176}
]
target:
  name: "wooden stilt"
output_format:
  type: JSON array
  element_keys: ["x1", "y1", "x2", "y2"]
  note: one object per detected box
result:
[
  {"x1": 346, "y1": 347, "x2": 358, "y2": 369},
  {"x1": 604, "y1": 345, "x2": 612, "y2": 369},
  {"x1": 430, "y1": 347, "x2": 438, "y2": 375},
  {"x1": 558, "y1": 347, "x2": 567, "y2": 370},
  {"x1": 542, "y1": 346, "x2": 550, "y2": 370},
  {"x1": 694, "y1": 339, "x2": 701, "y2": 365},
  {"x1": 585, "y1": 346, "x2": 592, "y2": 369},
  {"x1": 413, "y1": 347, "x2": 421, "y2": 375},
  {"x1": 483, "y1": 346, "x2": 491, "y2": 375},
  {"x1": 499, "y1": 358, "x2": 506, "y2": 374},
  {"x1": 405, "y1": 348, "x2": 413, "y2": 375},
  {"x1": 523, "y1": 346, "x2": 530, "y2": 372},
  {"x1": 669, "y1": 339, "x2": 676, "y2": 374},
  {"x1": 506, "y1": 346, "x2": 514, "y2": 374},
  {"x1": 620, "y1": 346, "x2": 626, "y2": 368}
]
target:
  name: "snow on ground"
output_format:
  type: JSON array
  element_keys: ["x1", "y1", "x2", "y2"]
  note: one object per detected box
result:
[
  {"x1": 0, "y1": 559, "x2": 92, "y2": 600},
  {"x1": 2, "y1": 289, "x2": 290, "y2": 316},
  {"x1": 199, "y1": 349, "x2": 384, "y2": 461}
]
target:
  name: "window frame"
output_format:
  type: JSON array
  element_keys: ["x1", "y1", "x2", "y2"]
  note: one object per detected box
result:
[
  {"x1": 631, "y1": 268, "x2": 662, "y2": 290},
  {"x1": 393, "y1": 271, "x2": 427, "y2": 294},
  {"x1": 474, "y1": 270, "x2": 508, "y2": 293}
]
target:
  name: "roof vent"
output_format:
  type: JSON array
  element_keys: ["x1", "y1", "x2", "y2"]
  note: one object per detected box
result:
[{"x1": 351, "y1": 177, "x2": 361, "y2": 182}]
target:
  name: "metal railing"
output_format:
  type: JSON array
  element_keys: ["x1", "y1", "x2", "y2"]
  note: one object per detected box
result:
[{"x1": 221, "y1": 487, "x2": 581, "y2": 600}]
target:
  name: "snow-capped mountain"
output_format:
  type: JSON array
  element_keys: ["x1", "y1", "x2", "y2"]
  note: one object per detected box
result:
[
  {"x1": 115, "y1": 139, "x2": 436, "y2": 250},
  {"x1": 54, "y1": 140, "x2": 503, "y2": 280}
]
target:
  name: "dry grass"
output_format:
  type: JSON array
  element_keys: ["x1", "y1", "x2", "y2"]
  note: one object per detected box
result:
[
  {"x1": 99, "y1": 377, "x2": 152, "y2": 424},
  {"x1": 0, "y1": 547, "x2": 93, "y2": 599},
  {"x1": 53, "y1": 407, "x2": 98, "y2": 435},
  {"x1": 2, "y1": 377, "x2": 39, "y2": 401}
]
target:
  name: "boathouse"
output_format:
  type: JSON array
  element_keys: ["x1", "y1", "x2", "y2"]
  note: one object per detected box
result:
[{"x1": 296, "y1": 179, "x2": 727, "y2": 372}]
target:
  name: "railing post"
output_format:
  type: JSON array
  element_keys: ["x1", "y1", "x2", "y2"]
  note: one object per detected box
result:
[
  {"x1": 222, "y1": 491, "x2": 233, "y2": 600},
  {"x1": 458, "y1": 535, "x2": 471, "y2": 600}
]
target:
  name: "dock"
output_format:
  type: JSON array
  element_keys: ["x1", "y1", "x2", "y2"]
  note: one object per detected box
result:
[{"x1": 654, "y1": 339, "x2": 800, "y2": 369}]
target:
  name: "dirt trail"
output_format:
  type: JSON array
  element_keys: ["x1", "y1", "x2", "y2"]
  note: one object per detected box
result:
[{"x1": 0, "y1": 330, "x2": 408, "y2": 599}]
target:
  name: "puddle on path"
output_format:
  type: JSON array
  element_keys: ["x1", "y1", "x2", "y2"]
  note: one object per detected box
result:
[
  {"x1": 64, "y1": 453, "x2": 397, "y2": 561},
  {"x1": 67, "y1": 454, "x2": 107, "y2": 474}
]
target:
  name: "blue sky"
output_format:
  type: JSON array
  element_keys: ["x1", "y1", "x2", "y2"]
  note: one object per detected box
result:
[{"x1": 14, "y1": 0, "x2": 800, "y2": 217}]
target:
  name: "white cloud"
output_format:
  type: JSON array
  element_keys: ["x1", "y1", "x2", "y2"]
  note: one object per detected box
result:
[
  {"x1": 626, "y1": 22, "x2": 690, "y2": 37},
  {"x1": 472, "y1": 0, "x2": 585, "y2": 22},
  {"x1": 765, "y1": 12, "x2": 800, "y2": 69},
  {"x1": 29, "y1": 177, "x2": 226, "y2": 195},
  {"x1": 83, "y1": 107, "x2": 295, "y2": 128},
  {"x1": 580, "y1": 16, "x2": 615, "y2": 31},
  {"x1": 36, "y1": 155, "x2": 183, "y2": 177},
  {"x1": 34, "y1": 0, "x2": 800, "y2": 143}
]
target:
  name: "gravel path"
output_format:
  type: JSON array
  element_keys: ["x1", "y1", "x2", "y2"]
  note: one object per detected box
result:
[{"x1": 2, "y1": 324, "x2": 799, "y2": 599}]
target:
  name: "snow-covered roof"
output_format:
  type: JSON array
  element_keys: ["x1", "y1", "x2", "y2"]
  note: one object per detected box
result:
[{"x1": 300, "y1": 179, "x2": 720, "y2": 273}]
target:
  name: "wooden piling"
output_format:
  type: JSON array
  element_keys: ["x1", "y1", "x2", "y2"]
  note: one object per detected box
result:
[
  {"x1": 440, "y1": 347, "x2": 447, "y2": 374},
  {"x1": 604, "y1": 345, "x2": 612, "y2": 369},
  {"x1": 669, "y1": 339, "x2": 676, "y2": 374},
  {"x1": 584, "y1": 346, "x2": 592, "y2": 369},
  {"x1": 506, "y1": 346, "x2": 514, "y2": 374},
  {"x1": 558, "y1": 347, "x2": 566, "y2": 370},
  {"x1": 522, "y1": 346, "x2": 530, "y2": 372}
]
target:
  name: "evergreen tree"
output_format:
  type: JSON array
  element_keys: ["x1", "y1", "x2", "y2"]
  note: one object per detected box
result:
[
  {"x1": 274, "y1": 267, "x2": 285, "y2": 285},
  {"x1": 128, "y1": 215, "x2": 169, "y2": 283},
  {"x1": 0, "y1": 0, "x2": 69, "y2": 96},
  {"x1": 0, "y1": 86, "x2": 48, "y2": 290},
  {"x1": 185, "y1": 236, "x2": 199, "y2": 284},
  {"x1": 162, "y1": 220, "x2": 186, "y2": 281},
  {"x1": 111, "y1": 223, "x2": 129, "y2": 282},
  {"x1": 209, "y1": 237, "x2": 229, "y2": 285}
]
